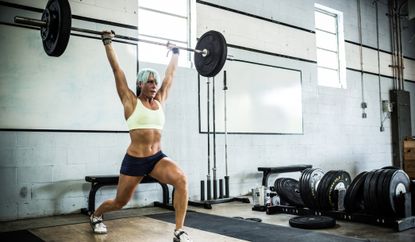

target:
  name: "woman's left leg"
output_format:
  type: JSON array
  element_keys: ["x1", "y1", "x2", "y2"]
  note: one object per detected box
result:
[{"x1": 149, "y1": 157, "x2": 188, "y2": 230}]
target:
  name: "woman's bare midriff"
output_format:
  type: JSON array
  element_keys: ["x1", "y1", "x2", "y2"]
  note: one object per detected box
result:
[{"x1": 127, "y1": 129, "x2": 162, "y2": 157}]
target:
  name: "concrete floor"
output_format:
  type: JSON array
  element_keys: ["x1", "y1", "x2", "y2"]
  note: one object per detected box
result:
[{"x1": 1, "y1": 201, "x2": 415, "y2": 242}]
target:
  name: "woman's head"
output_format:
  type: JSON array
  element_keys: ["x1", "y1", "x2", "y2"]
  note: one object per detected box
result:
[{"x1": 136, "y1": 68, "x2": 161, "y2": 96}]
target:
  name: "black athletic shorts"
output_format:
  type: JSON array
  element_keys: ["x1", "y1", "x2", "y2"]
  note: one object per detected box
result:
[{"x1": 120, "y1": 151, "x2": 167, "y2": 176}]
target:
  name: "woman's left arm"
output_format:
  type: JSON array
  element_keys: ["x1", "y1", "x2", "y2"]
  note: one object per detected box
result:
[{"x1": 156, "y1": 48, "x2": 179, "y2": 103}]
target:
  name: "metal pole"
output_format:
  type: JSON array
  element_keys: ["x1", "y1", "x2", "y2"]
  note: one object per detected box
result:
[
  {"x1": 223, "y1": 70, "x2": 230, "y2": 198},
  {"x1": 223, "y1": 71, "x2": 229, "y2": 177},
  {"x1": 212, "y1": 76, "x2": 217, "y2": 200},
  {"x1": 14, "y1": 16, "x2": 208, "y2": 55},
  {"x1": 206, "y1": 77, "x2": 211, "y2": 201}
]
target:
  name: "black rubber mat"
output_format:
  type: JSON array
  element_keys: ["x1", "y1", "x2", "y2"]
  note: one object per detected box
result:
[
  {"x1": 0, "y1": 230, "x2": 44, "y2": 242},
  {"x1": 148, "y1": 211, "x2": 371, "y2": 242}
]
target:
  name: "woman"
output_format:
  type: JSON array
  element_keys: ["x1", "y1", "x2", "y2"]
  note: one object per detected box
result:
[{"x1": 89, "y1": 31, "x2": 192, "y2": 242}]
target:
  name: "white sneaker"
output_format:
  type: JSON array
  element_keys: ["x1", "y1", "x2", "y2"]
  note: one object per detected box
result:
[
  {"x1": 173, "y1": 229, "x2": 192, "y2": 242},
  {"x1": 90, "y1": 214, "x2": 107, "y2": 234}
]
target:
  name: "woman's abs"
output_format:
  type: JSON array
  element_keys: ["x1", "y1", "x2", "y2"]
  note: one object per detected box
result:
[{"x1": 127, "y1": 129, "x2": 162, "y2": 157}]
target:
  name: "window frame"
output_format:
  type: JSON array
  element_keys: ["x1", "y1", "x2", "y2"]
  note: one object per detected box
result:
[
  {"x1": 137, "y1": 0, "x2": 196, "y2": 68},
  {"x1": 314, "y1": 3, "x2": 346, "y2": 88}
]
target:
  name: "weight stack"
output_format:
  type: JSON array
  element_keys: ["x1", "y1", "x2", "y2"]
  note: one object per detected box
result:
[{"x1": 390, "y1": 90, "x2": 412, "y2": 169}]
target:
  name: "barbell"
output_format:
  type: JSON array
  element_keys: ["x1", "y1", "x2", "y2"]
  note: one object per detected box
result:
[{"x1": 13, "y1": 0, "x2": 227, "y2": 77}]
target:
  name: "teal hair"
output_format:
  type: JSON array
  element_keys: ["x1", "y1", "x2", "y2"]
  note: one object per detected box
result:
[{"x1": 136, "y1": 68, "x2": 161, "y2": 96}]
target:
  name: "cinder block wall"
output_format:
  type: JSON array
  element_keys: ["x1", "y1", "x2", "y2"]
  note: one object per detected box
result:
[{"x1": 0, "y1": 0, "x2": 414, "y2": 221}]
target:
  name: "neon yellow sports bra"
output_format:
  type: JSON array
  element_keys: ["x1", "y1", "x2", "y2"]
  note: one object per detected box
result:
[{"x1": 126, "y1": 99, "x2": 165, "y2": 130}]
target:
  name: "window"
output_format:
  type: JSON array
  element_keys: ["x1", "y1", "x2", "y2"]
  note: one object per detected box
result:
[
  {"x1": 138, "y1": 0, "x2": 195, "y2": 66},
  {"x1": 314, "y1": 4, "x2": 346, "y2": 88}
]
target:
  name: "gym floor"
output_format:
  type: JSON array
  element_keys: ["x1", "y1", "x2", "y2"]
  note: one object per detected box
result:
[{"x1": 1, "y1": 200, "x2": 415, "y2": 242}]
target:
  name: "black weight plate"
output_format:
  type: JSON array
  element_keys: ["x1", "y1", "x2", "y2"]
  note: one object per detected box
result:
[
  {"x1": 316, "y1": 171, "x2": 328, "y2": 210},
  {"x1": 275, "y1": 178, "x2": 290, "y2": 206},
  {"x1": 206, "y1": 30, "x2": 227, "y2": 77},
  {"x1": 274, "y1": 178, "x2": 304, "y2": 206},
  {"x1": 327, "y1": 170, "x2": 351, "y2": 210},
  {"x1": 363, "y1": 170, "x2": 376, "y2": 213},
  {"x1": 375, "y1": 169, "x2": 391, "y2": 215},
  {"x1": 320, "y1": 171, "x2": 335, "y2": 210},
  {"x1": 310, "y1": 169, "x2": 325, "y2": 208},
  {"x1": 312, "y1": 169, "x2": 324, "y2": 209},
  {"x1": 381, "y1": 169, "x2": 397, "y2": 215},
  {"x1": 41, "y1": 8, "x2": 52, "y2": 41},
  {"x1": 194, "y1": 30, "x2": 227, "y2": 77},
  {"x1": 42, "y1": 0, "x2": 71, "y2": 57},
  {"x1": 344, "y1": 171, "x2": 368, "y2": 212},
  {"x1": 305, "y1": 169, "x2": 317, "y2": 209},
  {"x1": 368, "y1": 169, "x2": 382, "y2": 214},
  {"x1": 317, "y1": 171, "x2": 335, "y2": 210},
  {"x1": 299, "y1": 169, "x2": 312, "y2": 208},
  {"x1": 299, "y1": 169, "x2": 310, "y2": 207},
  {"x1": 289, "y1": 215, "x2": 336, "y2": 229},
  {"x1": 300, "y1": 168, "x2": 324, "y2": 210},
  {"x1": 387, "y1": 169, "x2": 410, "y2": 215}
]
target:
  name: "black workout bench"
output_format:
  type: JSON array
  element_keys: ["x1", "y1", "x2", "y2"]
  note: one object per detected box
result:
[
  {"x1": 258, "y1": 164, "x2": 312, "y2": 187},
  {"x1": 81, "y1": 175, "x2": 172, "y2": 215}
]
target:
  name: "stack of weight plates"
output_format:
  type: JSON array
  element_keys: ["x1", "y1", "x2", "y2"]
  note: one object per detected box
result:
[
  {"x1": 344, "y1": 167, "x2": 412, "y2": 217},
  {"x1": 343, "y1": 171, "x2": 368, "y2": 213},
  {"x1": 274, "y1": 178, "x2": 304, "y2": 206},
  {"x1": 316, "y1": 170, "x2": 351, "y2": 210},
  {"x1": 299, "y1": 168, "x2": 325, "y2": 210}
]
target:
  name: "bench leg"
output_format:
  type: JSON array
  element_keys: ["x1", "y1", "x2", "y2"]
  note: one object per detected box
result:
[
  {"x1": 160, "y1": 183, "x2": 169, "y2": 205},
  {"x1": 262, "y1": 171, "x2": 270, "y2": 186},
  {"x1": 154, "y1": 183, "x2": 174, "y2": 210},
  {"x1": 87, "y1": 183, "x2": 104, "y2": 214}
]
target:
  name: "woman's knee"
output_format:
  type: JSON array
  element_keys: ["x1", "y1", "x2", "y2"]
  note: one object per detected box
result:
[{"x1": 173, "y1": 173, "x2": 188, "y2": 189}]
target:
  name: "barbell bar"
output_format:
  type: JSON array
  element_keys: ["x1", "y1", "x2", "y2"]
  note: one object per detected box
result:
[
  {"x1": 13, "y1": 0, "x2": 227, "y2": 77},
  {"x1": 14, "y1": 16, "x2": 208, "y2": 56}
]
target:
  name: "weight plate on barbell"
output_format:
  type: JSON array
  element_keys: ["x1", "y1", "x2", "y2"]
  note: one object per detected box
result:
[
  {"x1": 40, "y1": 8, "x2": 52, "y2": 41},
  {"x1": 194, "y1": 30, "x2": 227, "y2": 77},
  {"x1": 41, "y1": 0, "x2": 71, "y2": 57}
]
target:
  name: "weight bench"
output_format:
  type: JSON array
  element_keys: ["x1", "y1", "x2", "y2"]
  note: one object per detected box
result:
[
  {"x1": 258, "y1": 164, "x2": 312, "y2": 187},
  {"x1": 81, "y1": 175, "x2": 172, "y2": 215}
]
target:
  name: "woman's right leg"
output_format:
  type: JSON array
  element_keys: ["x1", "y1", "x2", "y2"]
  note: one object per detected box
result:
[{"x1": 94, "y1": 174, "x2": 143, "y2": 216}]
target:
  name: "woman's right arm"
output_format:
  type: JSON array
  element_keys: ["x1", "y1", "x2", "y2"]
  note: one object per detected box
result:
[{"x1": 102, "y1": 31, "x2": 135, "y2": 105}]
